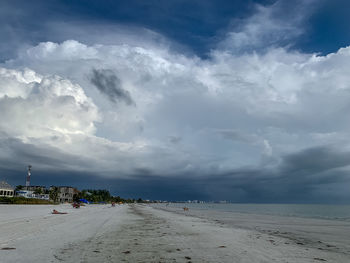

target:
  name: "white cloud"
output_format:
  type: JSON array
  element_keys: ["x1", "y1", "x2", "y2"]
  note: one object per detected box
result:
[
  {"x1": 25, "y1": 40, "x2": 99, "y2": 61},
  {"x1": 217, "y1": 0, "x2": 317, "y2": 53},
  {"x1": 0, "y1": 67, "x2": 99, "y2": 141},
  {"x1": 3, "y1": 39, "x2": 350, "y2": 177},
  {"x1": 1, "y1": 1, "x2": 350, "y2": 180}
]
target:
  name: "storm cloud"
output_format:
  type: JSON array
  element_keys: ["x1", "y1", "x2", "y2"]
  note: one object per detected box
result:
[
  {"x1": 90, "y1": 69, "x2": 134, "y2": 105},
  {"x1": 3, "y1": 145, "x2": 349, "y2": 203},
  {"x1": 1, "y1": 0, "x2": 350, "y2": 203}
]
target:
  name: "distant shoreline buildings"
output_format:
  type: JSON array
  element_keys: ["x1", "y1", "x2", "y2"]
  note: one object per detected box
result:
[
  {"x1": 0, "y1": 181, "x2": 14, "y2": 197},
  {"x1": 0, "y1": 182, "x2": 79, "y2": 203},
  {"x1": 53, "y1": 186, "x2": 79, "y2": 203},
  {"x1": 1, "y1": 166, "x2": 79, "y2": 203},
  {"x1": 15, "y1": 185, "x2": 78, "y2": 203}
]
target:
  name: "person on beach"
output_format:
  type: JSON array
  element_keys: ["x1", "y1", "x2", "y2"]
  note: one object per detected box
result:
[{"x1": 52, "y1": 209, "x2": 67, "y2": 214}]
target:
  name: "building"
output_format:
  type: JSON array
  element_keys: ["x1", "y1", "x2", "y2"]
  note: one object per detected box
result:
[
  {"x1": 16, "y1": 190, "x2": 49, "y2": 200},
  {"x1": 0, "y1": 181, "x2": 14, "y2": 197},
  {"x1": 50, "y1": 186, "x2": 78, "y2": 203},
  {"x1": 23, "y1": 185, "x2": 47, "y2": 194},
  {"x1": 58, "y1": 186, "x2": 77, "y2": 203},
  {"x1": 16, "y1": 190, "x2": 35, "y2": 198},
  {"x1": 16, "y1": 185, "x2": 49, "y2": 200}
]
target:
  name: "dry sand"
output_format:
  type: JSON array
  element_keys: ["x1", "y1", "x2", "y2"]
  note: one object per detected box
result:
[{"x1": 0, "y1": 203, "x2": 349, "y2": 262}]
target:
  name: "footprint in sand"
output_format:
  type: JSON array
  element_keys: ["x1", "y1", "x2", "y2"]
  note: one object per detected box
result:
[{"x1": 314, "y1": 258, "x2": 327, "y2": 262}]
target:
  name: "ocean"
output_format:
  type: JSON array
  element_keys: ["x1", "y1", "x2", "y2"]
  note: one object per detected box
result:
[{"x1": 155, "y1": 203, "x2": 350, "y2": 221}]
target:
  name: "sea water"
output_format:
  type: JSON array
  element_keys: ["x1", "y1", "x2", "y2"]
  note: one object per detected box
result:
[{"x1": 158, "y1": 203, "x2": 350, "y2": 221}]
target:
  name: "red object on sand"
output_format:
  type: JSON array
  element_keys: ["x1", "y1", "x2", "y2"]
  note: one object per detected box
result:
[
  {"x1": 52, "y1": 209, "x2": 67, "y2": 214},
  {"x1": 72, "y1": 203, "x2": 80, "y2": 208}
]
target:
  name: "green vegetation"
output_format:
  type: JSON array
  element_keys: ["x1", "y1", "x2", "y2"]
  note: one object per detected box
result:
[
  {"x1": 8, "y1": 186, "x2": 146, "y2": 204},
  {"x1": 73, "y1": 189, "x2": 144, "y2": 204},
  {"x1": 0, "y1": 196, "x2": 52, "y2": 204},
  {"x1": 15, "y1": 185, "x2": 24, "y2": 191},
  {"x1": 73, "y1": 189, "x2": 111, "y2": 203},
  {"x1": 49, "y1": 187, "x2": 59, "y2": 203},
  {"x1": 34, "y1": 188, "x2": 43, "y2": 195},
  {"x1": 111, "y1": 196, "x2": 139, "y2": 204}
]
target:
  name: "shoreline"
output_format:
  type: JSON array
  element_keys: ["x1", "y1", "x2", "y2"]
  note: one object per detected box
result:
[
  {"x1": 1, "y1": 204, "x2": 349, "y2": 262},
  {"x1": 151, "y1": 204, "x2": 350, "y2": 255},
  {"x1": 151, "y1": 203, "x2": 350, "y2": 222}
]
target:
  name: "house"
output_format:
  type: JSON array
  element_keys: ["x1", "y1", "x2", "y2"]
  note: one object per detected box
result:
[
  {"x1": 0, "y1": 181, "x2": 14, "y2": 197},
  {"x1": 23, "y1": 185, "x2": 47, "y2": 193},
  {"x1": 50, "y1": 186, "x2": 78, "y2": 203},
  {"x1": 16, "y1": 190, "x2": 49, "y2": 200},
  {"x1": 16, "y1": 190, "x2": 35, "y2": 198},
  {"x1": 58, "y1": 186, "x2": 78, "y2": 203},
  {"x1": 16, "y1": 185, "x2": 49, "y2": 200}
]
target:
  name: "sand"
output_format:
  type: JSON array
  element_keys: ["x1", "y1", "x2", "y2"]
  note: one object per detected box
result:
[
  {"x1": 152, "y1": 204, "x2": 350, "y2": 255},
  {"x1": 1, "y1": 203, "x2": 349, "y2": 262}
]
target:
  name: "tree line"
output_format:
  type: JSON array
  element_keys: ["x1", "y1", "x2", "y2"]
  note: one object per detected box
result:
[
  {"x1": 73, "y1": 189, "x2": 144, "y2": 203},
  {"x1": 14, "y1": 185, "x2": 145, "y2": 204}
]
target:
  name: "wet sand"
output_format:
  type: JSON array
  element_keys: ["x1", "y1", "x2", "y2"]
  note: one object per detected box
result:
[{"x1": 1, "y1": 204, "x2": 349, "y2": 262}]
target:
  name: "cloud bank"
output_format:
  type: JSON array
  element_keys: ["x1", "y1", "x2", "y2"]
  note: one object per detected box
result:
[{"x1": 1, "y1": 0, "x2": 350, "y2": 201}]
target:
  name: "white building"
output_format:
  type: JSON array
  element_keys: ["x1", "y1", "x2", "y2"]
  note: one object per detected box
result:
[
  {"x1": 49, "y1": 186, "x2": 78, "y2": 203},
  {"x1": 16, "y1": 190, "x2": 34, "y2": 198},
  {"x1": 0, "y1": 181, "x2": 14, "y2": 197},
  {"x1": 16, "y1": 190, "x2": 49, "y2": 200},
  {"x1": 58, "y1": 186, "x2": 76, "y2": 203}
]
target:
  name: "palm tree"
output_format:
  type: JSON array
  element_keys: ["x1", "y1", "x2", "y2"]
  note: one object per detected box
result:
[
  {"x1": 49, "y1": 187, "x2": 59, "y2": 203},
  {"x1": 34, "y1": 188, "x2": 43, "y2": 195},
  {"x1": 15, "y1": 185, "x2": 23, "y2": 191}
]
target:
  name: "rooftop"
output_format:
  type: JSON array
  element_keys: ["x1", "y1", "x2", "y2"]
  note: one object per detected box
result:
[{"x1": 0, "y1": 181, "x2": 14, "y2": 190}]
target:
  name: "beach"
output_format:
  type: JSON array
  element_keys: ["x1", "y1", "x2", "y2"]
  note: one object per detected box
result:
[{"x1": 1, "y1": 204, "x2": 350, "y2": 262}]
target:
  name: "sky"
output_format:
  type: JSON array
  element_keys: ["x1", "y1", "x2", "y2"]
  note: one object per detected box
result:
[{"x1": 1, "y1": 0, "x2": 350, "y2": 203}]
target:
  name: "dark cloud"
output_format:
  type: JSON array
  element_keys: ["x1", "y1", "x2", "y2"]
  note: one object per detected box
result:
[
  {"x1": 90, "y1": 69, "x2": 134, "y2": 105},
  {"x1": 168, "y1": 135, "x2": 182, "y2": 144},
  {"x1": 216, "y1": 145, "x2": 350, "y2": 203},
  {"x1": 1, "y1": 0, "x2": 350, "y2": 205},
  {"x1": 0, "y1": 136, "x2": 92, "y2": 173},
  {"x1": 280, "y1": 146, "x2": 350, "y2": 175},
  {"x1": 1, "y1": 140, "x2": 349, "y2": 203},
  {"x1": 217, "y1": 129, "x2": 259, "y2": 143}
]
